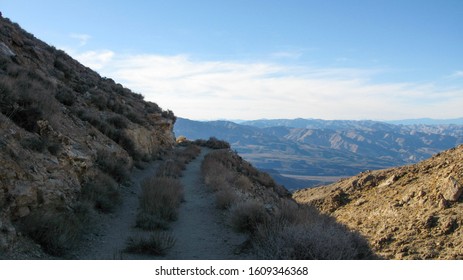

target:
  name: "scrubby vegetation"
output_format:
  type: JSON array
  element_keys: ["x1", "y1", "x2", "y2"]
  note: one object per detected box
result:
[
  {"x1": 80, "y1": 172, "x2": 121, "y2": 213},
  {"x1": 136, "y1": 177, "x2": 184, "y2": 230},
  {"x1": 200, "y1": 147, "x2": 375, "y2": 259},
  {"x1": 194, "y1": 137, "x2": 230, "y2": 149},
  {"x1": 18, "y1": 204, "x2": 92, "y2": 256},
  {"x1": 124, "y1": 232, "x2": 176, "y2": 256},
  {"x1": 129, "y1": 144, "x2": 202, "y2": 255}
]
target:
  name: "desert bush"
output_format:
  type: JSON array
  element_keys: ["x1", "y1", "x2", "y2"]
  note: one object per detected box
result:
[
  {"x1": 176, "y1": 144, "x2": 201, "y2": 163},
  {"x1": 125, "y1": 232, "x2": 175, "y2": 256},
  {"x1": 20, "y1": 136, "x2": 46, "y2": 152},
  {"x1": 81, "y1": 172, "x2": 121, "y2": 213},
  {"x1": 19, "y1": 207, "x2": 90, "y2": 256},
  {"x1": 156, "y1": 159, "x2": 185, "y2": 178},
  {"x1": 55, "y1": 88, "x2": 75, "y2": 106},
  {"x1": 95, "y1": 149, "x2": 130, "y2": 183},
  {"x1": 107, "y1": 115, "x2": 128, "y2": 129},
  {"x1": 232, "y1": 175, "x2": 254, "y2": 192},
  {"x1": 0, "y1": 73, "x2": 60, "y2": 132},
  {"x1": 19, "y1": 135, "x2": 61, "y2": 155},
  {"x1": 194, "y1": 137, "x2": 230, "y2": 149},
  {"x1": 252, "y1": 202, "x2": 374, "y2": 260},
  {"x1": 228, "y1": 199, "x2": 269, "y2": 233},
  {"x1": 215, "y1": 188, "x2": 239, "y2": 210},
  {"x1": 136, "y1": 176, "x2": 184, "y2": 230}
]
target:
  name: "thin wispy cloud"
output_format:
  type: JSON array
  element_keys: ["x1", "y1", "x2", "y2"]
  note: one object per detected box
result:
[
  {"x1": 451, "y1": 71, "x2": 463, "y2": 78},
  {"x1": 70, "y1": 49, "x2": 463, "y2": 121},
  {"x1": 69, "y1": 33, "x2": 91, "y2": 47},
  {"x1": 69, "y1": 49, "x2": 115, "y2": 70}
]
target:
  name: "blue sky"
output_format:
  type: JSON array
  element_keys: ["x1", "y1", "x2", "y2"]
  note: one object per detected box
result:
[{"x1": 2, "y1": 0, "x2": 462, "y2": 120}]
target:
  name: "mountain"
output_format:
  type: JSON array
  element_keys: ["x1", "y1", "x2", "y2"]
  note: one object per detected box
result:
[
  {"x1": 175, "y1": 118, "x2": 463, "y2": 190},
  {"x1": 293, "y1": 144, "x2": 463, "y2": 259},
  {"x1": 0, "y1": 15, "x2": 176, "y2": 255},
  {"x1": 385, "y1": 118, "x2": 463, "y2": 125}
]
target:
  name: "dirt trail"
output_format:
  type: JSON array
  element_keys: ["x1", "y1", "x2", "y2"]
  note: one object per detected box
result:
[
  {"x1": 74, "y1": 148, "x2": 251, "y2": 259},
  {"x1": 73, "y1": 160, "x2": 161, "y2": 259},
  {"x1": 160, "y1": 149, "x2": 251, "y2": 259}
]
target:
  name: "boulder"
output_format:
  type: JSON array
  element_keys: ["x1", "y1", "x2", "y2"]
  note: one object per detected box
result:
[{"x1": 442, "y1": 177, "x2": 463, "y2": 202}]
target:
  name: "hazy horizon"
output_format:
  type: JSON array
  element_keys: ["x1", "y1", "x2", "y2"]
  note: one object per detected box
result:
[{"x1": 3, "y1": 0, "x2": 462, "y2": 120}]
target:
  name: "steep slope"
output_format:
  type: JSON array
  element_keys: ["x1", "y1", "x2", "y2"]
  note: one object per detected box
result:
[
  {"x1": 0, "y1": 16, "x2": 175, "y2": 256},
  {"x1": 293, "y1": 144, "x2": 463, "y2": 259}
]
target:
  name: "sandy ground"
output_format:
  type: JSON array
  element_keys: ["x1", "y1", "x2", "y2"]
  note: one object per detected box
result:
[{"x1": 74, "y1": 148, "x2": 252, "y2": 260}]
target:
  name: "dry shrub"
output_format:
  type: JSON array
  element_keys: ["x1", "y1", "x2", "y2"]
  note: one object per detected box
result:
[
  {"x1": 204, "y1": 173, "x2": 230, "y2": 192},
  {"x1": 252, "y1": 202, "x2": 375, "y2": 260},
  {"x1": 81, "y1": 172, "x2": 121, "y2": 213},
  {"x1": 19, "y1": 205, "x2": 91, "y2": 256},
  {"x1": 156, "y1": 159, "x2": 185, "y2": 178},
  {"x1": 201, "y1": 153, "x2": 235, "y2": 192},
  {"x1": 215, "y1": 188, "x2": 239, "y2": 210},
  {"x1": 178, "y1": 144, "x2": 201, "y2": 163},
  {"x1": 125, "y1": 232, "x2": 176, "y2": 256},
  {"x1": 228, "y1": 199, "x2": 269, "y2": 233},
  {"x1": 136, "y1": 176, "x2": 184, "y2": 230},
  {"x1": 194, "y1": 137, "x2": 230, "y2": 149},
  {"x1": 95, "y1": 149, "x2": 130, "y2": 183},
  {"x1": 232, "y1": 175, "x2": 254, "y2": 192}
]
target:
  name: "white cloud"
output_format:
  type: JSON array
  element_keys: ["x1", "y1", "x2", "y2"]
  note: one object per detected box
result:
[
  {"x1": 451, "y1": 71, "x2": 463, "y2": 78},
  {"x1": 69, "y1": 50, "x2": 463, "y2": 120},
  {"x1": 70, "y1": 33, "x2": 91, "y2": 47},
  {"x1": 70, "y1": 50, "x2": 115, "y2": 70}
]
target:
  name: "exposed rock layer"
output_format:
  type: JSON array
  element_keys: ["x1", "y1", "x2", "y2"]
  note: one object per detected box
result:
[{"x1": 0, "y1": 15, "x2": 175, "y2": 254}]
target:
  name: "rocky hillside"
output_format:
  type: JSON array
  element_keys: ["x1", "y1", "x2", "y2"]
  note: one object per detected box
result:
[
  {"x1": 0, "y1": 16, "x2": 176, "y2": 255},
  {"x1": 293, "y1": 144, "x2": 463, "y2": 259}
]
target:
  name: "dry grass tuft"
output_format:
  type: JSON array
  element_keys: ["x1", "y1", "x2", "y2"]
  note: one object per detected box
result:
[
  {"x1": 228, "y1": 199, "x2": 270, "y2": 233},
  {"x1": 215, "y1": 188, "x2": 239, "y2": 210},
  {"x1": 81, "y1": 172, "x2": 121, "y2": 213},
  {"x1": 125, "y1": 232, "x2": 176, "y2": 256},
  {"x1": 252, "y1": 201, "x2": 375, "y2": 260},
  {"x1": 19, "y1": 205, "x2": 92, "y2": 256},
  {"x1": 136, "y1": 176, "x2": 184, "y2": 230}
]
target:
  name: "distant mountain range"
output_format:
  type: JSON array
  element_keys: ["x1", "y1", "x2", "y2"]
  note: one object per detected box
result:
[{"x1": 175, "y1": 118, "x2": 463, "y2": 190}]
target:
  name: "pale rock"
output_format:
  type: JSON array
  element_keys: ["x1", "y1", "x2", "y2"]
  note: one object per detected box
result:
[
  {"x1": 442, "y1": 177, "x2": 463, "y2": 202},
  {"x1": 0, "y1": 42, "x2": 15, "y2": 57}
]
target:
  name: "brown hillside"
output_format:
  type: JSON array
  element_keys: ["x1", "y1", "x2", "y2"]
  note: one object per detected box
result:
[
  {"x1": 294, "y1": 144, "x2": 463, "y2": 259},
  {"x1": 0, "y1": 15, "x2": 175, "y2": 256}
]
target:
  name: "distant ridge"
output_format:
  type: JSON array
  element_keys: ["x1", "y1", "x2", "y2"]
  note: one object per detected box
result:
[
  {"x1": 175, "y1": 117, "x2": 463, "y2": 190},
  {"x1": 384, "y1": 118, "x2": 463, "y2": 125}
]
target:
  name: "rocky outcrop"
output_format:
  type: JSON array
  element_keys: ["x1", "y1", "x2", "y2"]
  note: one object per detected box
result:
[
  {"x1": 0, "y1": 15, "x2": 176, "y2": 256},
  {"x1": 294, "y1": 144, "x2": 463, "y2": 259}
]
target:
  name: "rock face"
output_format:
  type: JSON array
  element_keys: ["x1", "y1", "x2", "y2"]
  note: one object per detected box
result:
[
  {"x1": 0, "y1": 15, "x2": 175, "y2": 254},
  {"x1": 293, "y1": 145, "x2": 463, "y2": 259}
]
